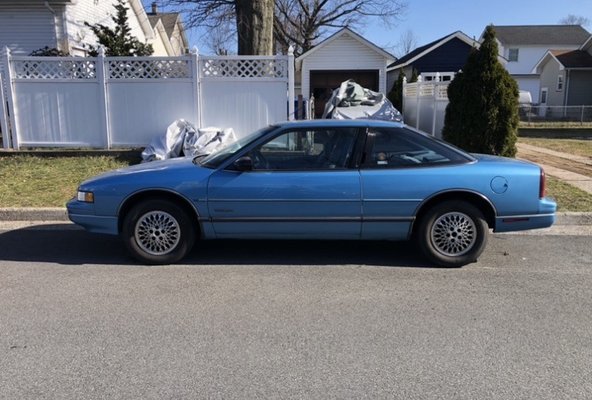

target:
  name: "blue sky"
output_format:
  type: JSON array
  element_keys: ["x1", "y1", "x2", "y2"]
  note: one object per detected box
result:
[
  {"x1": 167, "y1": 0, "x2": 592, "y2": 54},
  {"x1": 366, "y1": 0, "x2": 592, "y2": 54}
]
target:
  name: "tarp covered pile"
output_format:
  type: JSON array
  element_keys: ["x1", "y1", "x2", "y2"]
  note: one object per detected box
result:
[
  {"x1": 322, "y1": 79, "x2": 403, "y2": 122},
  {"x1": 141, "y1": 120, "x2": 236, "y2": 163}
]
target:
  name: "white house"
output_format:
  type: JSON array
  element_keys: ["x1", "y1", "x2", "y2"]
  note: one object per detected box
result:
[
  {"x1": 0, "y1": 0, "x2": 184, "y2": 57},
  {"x1": 482, "y1": 25, "x2": 590, "y2": 102},
  {"x1": 146, "y1": 3, "x2": 188, "y2": 56},
  {"x1": 296, "y1": 28, "x2": 396, "y2": 118}
]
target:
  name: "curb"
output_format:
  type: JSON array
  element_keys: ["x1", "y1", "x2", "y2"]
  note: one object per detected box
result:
[
  {"x1": 0, "y1": 208, "x2": 69, "y2": 222},
  {"x1": 1, "y1": 208, "x2": 591, "y2": 225}
]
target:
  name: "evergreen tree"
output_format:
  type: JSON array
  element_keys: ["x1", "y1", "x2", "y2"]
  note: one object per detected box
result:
[
  {"x1": 410, "y1": 68, "x2": 418, "y2": 83},
  {"x1": 85, "y1": 0, "x2": 153, "y2": 56},
  {"x1": 387, "y1": 71, "x2": 406, "y2": 112},
  {"x1": 442, "y1": 25, "x2": 518, "y2": 157}
]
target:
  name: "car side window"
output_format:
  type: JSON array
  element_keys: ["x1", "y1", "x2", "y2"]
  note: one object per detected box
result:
[
  {"x1": 248, "y1": 128, "x2": 358, "y2": 171},
  {"x1": 363, "y1": 128, "x2": 468, "y2": 168}
]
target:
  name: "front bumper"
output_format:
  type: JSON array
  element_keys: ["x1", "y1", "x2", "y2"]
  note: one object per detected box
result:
[{"x1": 67, "y1": 199, "x2": 119, "y2": 235}]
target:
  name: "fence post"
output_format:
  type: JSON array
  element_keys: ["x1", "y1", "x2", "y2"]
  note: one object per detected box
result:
[
  {"x1": 96, "y1": 47, "x2": 112, "y2": 148},
  {"x1": 402, "y1": 75, "x2": 407, "y2": 115},
  {"x1": 415, "y1": 76, "x2": 421, "y2": 130},
  {"x1": 190, "y1": 47, "x2": 201, "y2": 128},
  {"x1": 581, "y1": 105, "x2": 585, "y2": 125},
  {"x1": 288, "y1": 45, "x2": 295, "y2": 121},
  {"x1": 431, "y1": 73, "x2": 440, "y2": 136},
  {"x1": 3, "y1": 47, "x2": 18, "y2": 149},
  {"x1": 0, "y1": 72, "x2": 9, "y2": 149}
]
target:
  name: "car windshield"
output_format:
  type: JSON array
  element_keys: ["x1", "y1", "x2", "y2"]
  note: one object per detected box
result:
[{"x1": 196, "y1": 125, "x2": 277, "y2": 169}]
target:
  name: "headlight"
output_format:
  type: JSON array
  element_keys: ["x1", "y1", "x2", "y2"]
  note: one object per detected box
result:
[{"x1": 77, "y1": 191, "x2": 94, "y2": 203}]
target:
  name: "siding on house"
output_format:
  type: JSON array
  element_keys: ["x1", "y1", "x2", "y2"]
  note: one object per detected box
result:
[
  {"x1": 0, "y1": 4, "x2": 60, "y2": 55},
  {"x1": 168, "y1": 24, "x2": 185, "y2": 55},
  {"x1": 567, "y1": 70, "x2": 592, "y2": 106},
  {"x1": 301, "y1": 32, "x2": 388, "y2": 100},
  {"x1": 150, "y1": 25, "x2": 169, "y2": 56},
  {"x1": 502, "y1": 44, "x2": 581, "y2": 75},
  {"x1": 514, "y1": 76, "x2": 540, "y2": 102},
  {"x1": 538, "y1": 58, "x2": 565, "y2": 106},
  {"x1": 409, "y1": 38, "x2": 472, "y2": 75},
  {"x1": 386, "y1": 34, "x2": 475, "y2": 92}
]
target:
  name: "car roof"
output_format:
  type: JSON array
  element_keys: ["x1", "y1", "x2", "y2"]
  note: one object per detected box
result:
[{"x1": 272, "y1": 119, "x2": 406, "y2": 130}]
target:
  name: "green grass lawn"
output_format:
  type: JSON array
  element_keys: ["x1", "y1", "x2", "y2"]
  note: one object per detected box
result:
[
  {"x1": 1, "y1": 155, "x2": 592, "y2": 212},
  {"x1": 0, "y1": 155, "x2": 130, "y2": 207},
  {"x1": 546, "y1": 176, "x2": 592, "y2": 212},
  {"x1": 519, "y1": 137, "x2": 592, "y2": 158}
]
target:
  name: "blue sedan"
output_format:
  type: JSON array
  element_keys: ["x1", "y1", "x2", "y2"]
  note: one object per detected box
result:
[{"x1": 67, "y1": 120, "x2": 556, "y2": 267}]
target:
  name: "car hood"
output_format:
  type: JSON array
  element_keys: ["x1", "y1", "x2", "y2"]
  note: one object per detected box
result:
[{"x1": 79, "y1": 157, "x2": 212, "y2": 189}]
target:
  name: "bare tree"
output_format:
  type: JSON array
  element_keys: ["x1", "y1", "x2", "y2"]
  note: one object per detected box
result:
[
  {"x1": 395, "y1": 29, "x2": 418, "y2": 57},
  {"x1": 559, "y1": 14, "x2": 590, "y2": 27},
  {"x1": 236, "y1": 0, "x2": 274, "y2": 55},
  {"x1": 274, "y1": 0, "x2": 407, "y2": 56},
  {"x1": 202, "y1": 22, "x2": 236, "y2": 55},
  {"x1": 160, "y1": 0, "x2": 406, "y2": 56},
  {"x1": 157, "y1": 0, "x2": 274, "y2": 55}
]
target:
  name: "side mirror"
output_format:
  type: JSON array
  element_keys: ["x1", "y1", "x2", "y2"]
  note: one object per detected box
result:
[{"x1": 233, "y1": 156, "x2": 253, "y2": 171}]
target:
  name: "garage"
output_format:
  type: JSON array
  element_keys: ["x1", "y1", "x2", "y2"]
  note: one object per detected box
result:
[
  {"x1": 310, "y1": 70, "x2": 379, "y2": 118},
  {"x1": 297, "y1": 28, "x2": 395, "y2": 119}
]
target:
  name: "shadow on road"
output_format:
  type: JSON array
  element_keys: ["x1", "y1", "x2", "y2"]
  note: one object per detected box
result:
[{"x1": 0, "y1": 224, "x2": 437, "y2": 268}]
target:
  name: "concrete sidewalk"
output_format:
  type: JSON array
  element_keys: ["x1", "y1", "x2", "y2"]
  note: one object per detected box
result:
[{"x1": 517, "y1": 142, "x2": 592, "y2": 195}]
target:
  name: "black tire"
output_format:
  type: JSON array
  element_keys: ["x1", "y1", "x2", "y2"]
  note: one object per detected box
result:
[
  {"x1": 416, "y1": 200, "x2": 488, "y2": 267},
  {"x1": 121, "y1": 199, "x2": 196, "y2": 264}
]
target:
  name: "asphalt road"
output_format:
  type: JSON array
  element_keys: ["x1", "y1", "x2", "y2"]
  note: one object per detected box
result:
[{"x1": 0, "y1": 224, "x2": 591, "y2": 399}]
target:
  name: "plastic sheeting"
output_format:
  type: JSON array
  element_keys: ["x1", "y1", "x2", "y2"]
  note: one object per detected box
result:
[
  {"x1": 141, "y1": 119, "x2": 237, "y2": 162},
  {"x1": 322, "y1": 80, "x2": 403, "y2": 122}
]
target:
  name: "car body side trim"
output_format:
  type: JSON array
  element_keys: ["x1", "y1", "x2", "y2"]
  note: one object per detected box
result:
[
  {"x1": 208, "y1": 198, "x2": 360, "y2": 202},
  {"x1": 498, "y1": 213, "x2": 555, "y2": 219},
  {"x1": 206, "y1": 216, "x2": 415, "y2": 223}
]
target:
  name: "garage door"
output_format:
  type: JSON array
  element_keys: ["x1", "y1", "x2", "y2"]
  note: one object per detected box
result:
[{"x1": 310, "y1": 70, "x2": 379, "y2": 118}]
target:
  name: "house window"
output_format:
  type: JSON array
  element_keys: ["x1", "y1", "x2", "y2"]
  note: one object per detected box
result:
[
  {"x1": 557, "y1": 75, "x2": 564, "y2": 91},
  {"x1": 508, "y1": 48, "x2": 519, "y2": 62}
]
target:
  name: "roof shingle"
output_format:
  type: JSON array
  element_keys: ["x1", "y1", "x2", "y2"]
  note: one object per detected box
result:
[
  {"x1": 492, "y1": 25, "x2": 590, "y2": 45},
  {"x1": 551, "y1": 49, "x2": 592, "y2": 68}
]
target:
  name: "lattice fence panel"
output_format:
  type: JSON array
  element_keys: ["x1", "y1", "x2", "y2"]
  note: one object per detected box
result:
[
  {"x1": 200, "y1": 58, "x2": 288, "y2": 78},
  {"x1": 12, "y1": 59, "x2": 96, "y2": 79},
  {"x1": 108, "y1": 59, "x2": 191, "y2": 79}
]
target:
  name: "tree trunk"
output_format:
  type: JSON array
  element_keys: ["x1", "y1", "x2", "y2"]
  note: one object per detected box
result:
[{"x1": 235, "y1": 0, "x2": 274, "y2": 55}]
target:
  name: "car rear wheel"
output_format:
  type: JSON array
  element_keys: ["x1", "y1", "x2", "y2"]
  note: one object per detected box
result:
[
  {"x1": 416, "y1": 200, "x2": 488, "y2": 267},
  {"x1": 122, "y1": 199, "x2": 195, "y2": 264}
]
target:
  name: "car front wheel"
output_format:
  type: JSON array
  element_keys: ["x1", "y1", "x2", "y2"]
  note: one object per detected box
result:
[
  {"x1": 122, "y1": 199, "x2": 196, "y2": 264},
  {"x1": 416, "y1": 200, "x2": 488, "y2": 267}
]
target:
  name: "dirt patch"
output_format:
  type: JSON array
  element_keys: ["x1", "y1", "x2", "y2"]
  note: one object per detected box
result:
[{"x1": 518, "y1": 148, "x2": 592, "y2": 178}]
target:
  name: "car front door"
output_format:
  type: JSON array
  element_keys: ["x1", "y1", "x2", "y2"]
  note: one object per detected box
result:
[{"x1": 207, "y1": 127, "x2": 363, "y2": 239}]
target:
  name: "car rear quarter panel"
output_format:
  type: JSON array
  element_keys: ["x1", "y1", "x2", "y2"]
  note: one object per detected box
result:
[{"x1": 361, "y1": 158, "x2": 545, "y2": 228}]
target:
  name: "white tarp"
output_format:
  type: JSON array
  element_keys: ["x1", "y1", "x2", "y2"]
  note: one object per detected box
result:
[
  {"x1": 322, "y1": 80, "x2": 403, "y2": 122},
  {"x1": 142, "y1": 119, "x2": 237, "y2": 162}
]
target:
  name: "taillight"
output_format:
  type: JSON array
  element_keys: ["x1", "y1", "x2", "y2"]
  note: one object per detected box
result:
[{"x1": 539, "y1": 168, "x2": 546, "y2": 198}]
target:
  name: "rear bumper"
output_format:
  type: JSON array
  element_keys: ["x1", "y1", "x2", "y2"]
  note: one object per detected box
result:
[
  {"x1": 67, "y1": 199, "x2": 119, "y2": 235},
  {"x1": 494, "y1": 213, "x2": 555, "y2": 232},
  {"x1": 494, "y1": 197, "x2": 556, "y2": 233}
]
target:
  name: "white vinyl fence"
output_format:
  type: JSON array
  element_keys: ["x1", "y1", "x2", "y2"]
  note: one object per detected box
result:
[
  {"x1": 402, "y1": 75, "x2": 449, "y2": 138},
  {"x1": 1, "y1": 47, "x2": 295, "y2": 149}
]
